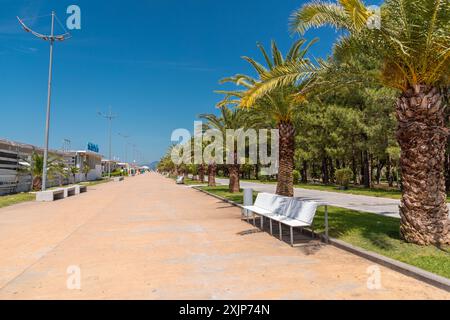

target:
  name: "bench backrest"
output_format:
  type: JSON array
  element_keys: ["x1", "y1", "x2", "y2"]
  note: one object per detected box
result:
[
  {"x1": 286, "y1": 199, "x2": 319, "y2": 225},
  {"x1": 176, "y1": 176, "x2": 184, "y2": 183},
  {"x1": 254, "y1": 193, "x2": 290, "y2": 214}
]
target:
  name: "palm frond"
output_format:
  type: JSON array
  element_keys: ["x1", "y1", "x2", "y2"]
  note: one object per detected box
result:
[
  {"x1": 241, "y1": 56, "x2": 268, "y2": 76},
  {"x1": 257, "y1": 42, "x2": 274, "y2": 69},
  {"x1": 290, "y1": 1, "x2": 351, "y2": 34},
  {"x1": 240, "y1": 60, "x2": 319, "y2": 108}
]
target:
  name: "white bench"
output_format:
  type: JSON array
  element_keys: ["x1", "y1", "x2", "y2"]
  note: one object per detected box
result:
[
  {"x1": 74, "y1": 185, "x2": 87, "y2": 194},
  {"x1": 36, "y1": 189, "x2": 65, "y2": 202},
  {"x1": 176, "y1": 176, "x2": 185, "y2": 184},
  {"x1": 243, "y1": 193, "x2": 329, "y2": 246},
  {"x1": 62, "y1": 186, "x2": 76, "y2": 198},
  {"x1": 243, "y1": 192, "x2": 290, "y2": 224}
]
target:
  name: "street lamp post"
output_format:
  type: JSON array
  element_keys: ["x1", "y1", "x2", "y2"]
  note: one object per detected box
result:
[
  {"x1": 118, "y1": 133, "x2": 130, "y2": 163},
  {"x1": 98, "y1": 107, "x2": 116, "y2": 179},
  {"x1": 18, "y1": 12, "x2": 71, "y2": 191}
]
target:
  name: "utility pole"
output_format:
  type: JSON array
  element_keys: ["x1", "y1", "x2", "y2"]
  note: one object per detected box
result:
[
  {"x1": 98, "y1": 107, "x2": 116, "y2": 178},
  {"x1": 131, "y1": 144, "x2": 137, "y2": 164},
  {"x1": 62, "y1": 139, "x2": 71, "y2": 152},
  {"x1": 118, "y1": 133, "x2": 130, "y2": 163},
  {"x1": 18, "y1": 12, "x2": 71, "y2": 191}
]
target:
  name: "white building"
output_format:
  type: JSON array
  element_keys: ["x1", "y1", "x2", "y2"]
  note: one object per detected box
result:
[
  {"x1": 0, "y1": 138, "x2": 103, "y2": 195},
  {"x1": 64, "y1": 150, "x2": 103, "y2": 182}
]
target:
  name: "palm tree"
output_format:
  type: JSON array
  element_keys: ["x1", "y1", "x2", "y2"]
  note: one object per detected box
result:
[
  {"x1": 221, "y1": 39, "x2": 316, "y2": 196},
  {"x1": 157, "y1": 152, "x2": 175, "y2": 175},
  {"x1": 55, "y1": 162, "x2": 69, "y2": 187},
  {"x1": 82, "y1": 160, "x2": 90, "y2": 181},
  {"x1": 22, "y1": 152, "x2": 60, "y2": 191},
  {"x1": 69, "y1": 166, "x2": 79, "y2": 183},
  {"x1": 200, "y1": 106, "x2": 255, "y2": 193},
  {"x1": 242, "y1": 0, "x2": 450, "y2": 245}
]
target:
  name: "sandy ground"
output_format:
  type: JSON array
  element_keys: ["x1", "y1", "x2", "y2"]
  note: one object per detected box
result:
[{"x1": 0, "y1": 173, "x2": 448, "y2": 299}]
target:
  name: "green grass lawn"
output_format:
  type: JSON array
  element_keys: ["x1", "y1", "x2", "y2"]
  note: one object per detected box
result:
[
  {"x1": 169, "y1": 176, "x2": 207, "y2": 186},
  {"x1": 238, "y1": 178, "x2": 404, "y2": 199},
  {"x1": 0, "y1": 193, "x2": 35, "y2": 209},
  {"x1": 294, "y1": 182, "x2": 403, "y2": 199},
  {"x1": 236, "y1": 178, "x2": 450, "y2": 202},
  {"x1": 183, "y1": 178, "x2": 207, "y2": 186},
  {"x1": 47, "y1": 178, "x2": 111, "y2": 190},
  {"x1": 200, "y1": 186, "x2": 257, "y2": 203},
  {"x1": 0, "y1": 179, "x2": 112, "y2": 210},
  {"x1": 80, "y1": 178, "x2": 112, "y2": 187},
  {"x1": 199, "y1": 186, "x2": 450, "y2": 279}
]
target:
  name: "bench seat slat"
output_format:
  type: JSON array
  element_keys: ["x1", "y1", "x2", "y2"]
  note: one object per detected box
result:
[
  {"x1": 270, "y1": 214, "x2": 311, "y2": 227},
  {"x1": 242, "y1": 205, "x2": 273, "y2": 216}
]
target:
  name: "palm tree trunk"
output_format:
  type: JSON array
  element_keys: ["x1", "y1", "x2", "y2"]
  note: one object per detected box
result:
[
  {"x1": 228, "y1": 150, "x2": 240, "y2": 193},
  {"x1": 32, "y1": 176, "x2": 42, "y2": 191},
  {"x1": 276, "y1": 121, "x2": 295, "y2": 197},
  {"x1": 396, "y1": 86, "x2": 450, "y2": 245},
  {"x1": 228, "y1": 164, "x2": 240, "y2": 193},
  {"x1": 445, "y1": 149, "x2": 450, "y2": 191},
  {"x1": 208, "y1": 162, "x2": 216, "y2": 187},
  {"x1": 199, "y1": 164, "x2": 205, "y2": 183}
]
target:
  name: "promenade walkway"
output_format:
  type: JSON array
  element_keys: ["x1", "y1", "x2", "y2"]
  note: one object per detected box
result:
[{"x1": 0, "y1": 173, "x2": 447, "y2": 299}]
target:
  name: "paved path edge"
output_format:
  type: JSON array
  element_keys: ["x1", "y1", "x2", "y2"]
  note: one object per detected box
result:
[{"x1": 192, "y1": 186, "x2": 450, "y2": 293}]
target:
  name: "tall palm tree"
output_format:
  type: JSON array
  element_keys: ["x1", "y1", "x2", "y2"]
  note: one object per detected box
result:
[
  {"x1": 200, "y1": 106, "x2": 255, "y2": 193},
  {"x1": 241, "y1": 0, "x2": 450, "y2": 245},
  {"x1": 222, "y1": 39, "x2": 317, "y2": 196}
]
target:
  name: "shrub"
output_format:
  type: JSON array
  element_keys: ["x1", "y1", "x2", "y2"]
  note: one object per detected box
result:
[
  {"x1": 292, "y1": 170, "x2": 300, "y2": 184},
  {"x1": 335, "y1": 168, "x2": 353, "y2": 189},
  {"x1": 110, "y1": 169, "x2": 124, "y2": 177}
]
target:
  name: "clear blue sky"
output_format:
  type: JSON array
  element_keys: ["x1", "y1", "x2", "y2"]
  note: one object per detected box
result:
[{"x1": 0, "y1": 0, "x2": 382, "y2": 163}]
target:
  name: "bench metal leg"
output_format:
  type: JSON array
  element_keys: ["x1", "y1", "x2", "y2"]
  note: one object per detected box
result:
[
  {"x1": 290, "y1": 226, "x2": 294, "y2": 246},
  {"x1": 311, "y1": 224, "x2": 315, "y2": 239},
  {"x1": 246, "y1": 210, "x2": 249, "y2": 223},
  {"x1": 260, "y1": 216, "x2": 264, "y2": 229},
  {"x1": 253, "y1": 214, "x2": 256, "y2": 226},
  {"x1": 269, "y1": 219, "x2": 273, "y2": 235},
  {"x1": 279, "y1": 222, "x2": 282, "y2": 240}
]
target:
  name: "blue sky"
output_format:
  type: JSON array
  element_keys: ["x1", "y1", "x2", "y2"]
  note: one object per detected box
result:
[{"x1": 0, "y1": 0, "x2": 381, "y2": 163}]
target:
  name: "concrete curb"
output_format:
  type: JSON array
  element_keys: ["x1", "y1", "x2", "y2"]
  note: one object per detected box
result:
[
  {"x1": 193, "y1": 186, "x2": 244, "y2": 209},
  {"x1": 193, "y1": 186, "x2": 450, "y2": 292},
  {"x1": 327, "y1": 238, "x2": 450, "y2": 292}
]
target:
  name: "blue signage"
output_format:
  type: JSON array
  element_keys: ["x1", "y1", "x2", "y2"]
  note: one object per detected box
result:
[{"x1": 87, "y1": 143, "x2": 99, "y2": 153}]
